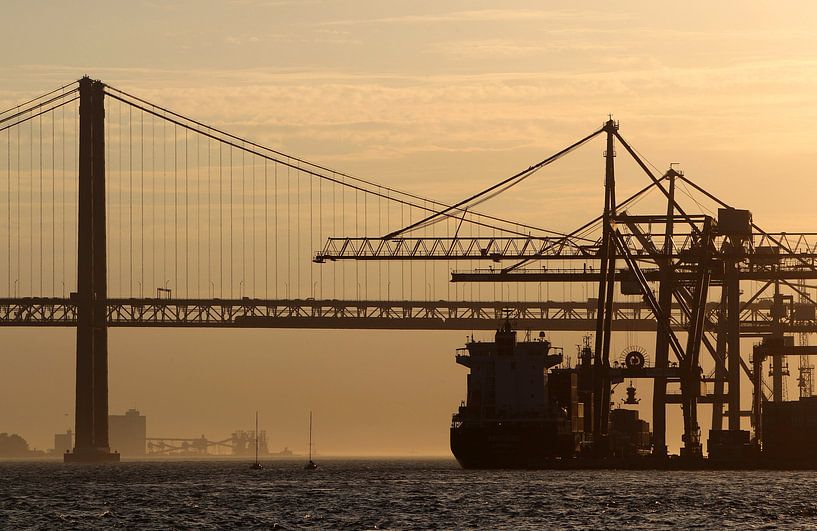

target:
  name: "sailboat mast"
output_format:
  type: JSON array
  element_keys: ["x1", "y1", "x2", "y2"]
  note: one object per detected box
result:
[
  {"x1": 309, "y1": 411, "x2": 313, "y2": 461},
  {"x1": 255, "y1": 411, "x2": 259, "y2": 464}
]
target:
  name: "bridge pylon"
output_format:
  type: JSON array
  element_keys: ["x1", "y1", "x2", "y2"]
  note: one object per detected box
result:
[{"x1": 64, "y1": 77, "x2": 119, "y2": 463}]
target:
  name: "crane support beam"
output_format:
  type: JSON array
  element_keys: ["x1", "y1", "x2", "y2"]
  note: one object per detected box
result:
[
  {"x1": 317, "y1": 233, "x2": 817, "y2": 263},
  {"x1": 451, "y1": 269, "x2": 817, "y2": 282},
  {"x1": 316, "y1": 236, "x2": 594, "y2": 261}
]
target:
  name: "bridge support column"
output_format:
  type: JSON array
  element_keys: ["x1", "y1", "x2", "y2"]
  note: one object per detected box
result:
[{"x1": 65, "y1": 77, "x2": 118, "y2": 463}]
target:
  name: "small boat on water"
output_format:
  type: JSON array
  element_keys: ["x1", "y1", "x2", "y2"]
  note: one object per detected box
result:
[
  {"x1": 250, "y1": 411, "x2": 263, "y2": 470},
  {"x1": 304, "y1": 411, "x2": 318, "y2": 470}
]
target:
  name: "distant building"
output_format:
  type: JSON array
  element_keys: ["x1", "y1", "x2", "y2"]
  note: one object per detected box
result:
[
  {"x1": 109, "y1": 409, "x2": 147, "y2": 456},
  {"x1": 54, "y1": 430, "x2": 73, "y2": 455},
  {"x1": 231, "y1": 430, "x2": 269, "y2": 456}
]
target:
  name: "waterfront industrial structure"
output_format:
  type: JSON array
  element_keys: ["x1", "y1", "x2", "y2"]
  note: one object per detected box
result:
[
  {"x1": 318, "y1": 118, "x2": 817, "y2": 463},
  {"x1": 145, "y1": 430, "x2": 272, "y2": 457},
  {"x1": 3, "y1": 78, "x2": 817, "y2": 463}
]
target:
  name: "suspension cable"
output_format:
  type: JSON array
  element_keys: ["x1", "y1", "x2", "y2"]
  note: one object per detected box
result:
[{"x1": 103, "y1": 86, "x2": 587, "y2": 240}]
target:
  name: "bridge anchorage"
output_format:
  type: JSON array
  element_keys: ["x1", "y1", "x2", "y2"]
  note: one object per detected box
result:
[{"x1": 2, "y1": 77, "x2": 816, "y2": 461}]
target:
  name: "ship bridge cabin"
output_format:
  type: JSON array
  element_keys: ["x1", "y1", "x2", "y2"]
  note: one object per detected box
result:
[{"x1": 455, "y1": 323, "x2": 562, "y2": 421}]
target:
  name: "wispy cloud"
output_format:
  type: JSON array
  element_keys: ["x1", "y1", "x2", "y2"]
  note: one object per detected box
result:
[
  {"x1": 429, "y1": 38, "x2": 618, "y2": 59},
  {"x1": 8, "y1": 56, "x2": 817, "y2": 161},
  {"x1": 5, "y1": 26, "x2": 817, "y2": 228},
  {"x1": 322, "y1": 8, "x2": 630, "y2": 27}
]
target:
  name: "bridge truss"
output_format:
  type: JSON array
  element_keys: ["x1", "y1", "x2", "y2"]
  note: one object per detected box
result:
[{"x1": 0, "y1": 297, "x2": 812, "y2": 334}]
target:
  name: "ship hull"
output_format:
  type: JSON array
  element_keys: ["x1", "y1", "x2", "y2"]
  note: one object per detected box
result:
[{"x1": 450, "y1": 421, "x2": 576, "y2": 469}]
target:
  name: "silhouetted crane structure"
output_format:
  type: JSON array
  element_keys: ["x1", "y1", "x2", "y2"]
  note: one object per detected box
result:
[
  {"x1": 317, "y1": 119, "x2": 817, "y2": 458},
  {"x1": 3, "y1": 77, "x2": 817, "y2": 461}
]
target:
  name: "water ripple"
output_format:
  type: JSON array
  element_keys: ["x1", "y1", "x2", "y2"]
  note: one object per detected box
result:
[{"x1": 1, "y1": 460, "x2": 816, "y2": 529}]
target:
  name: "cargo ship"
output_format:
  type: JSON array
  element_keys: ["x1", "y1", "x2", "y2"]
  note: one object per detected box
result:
[
  {"x1": 451, "y1": 318, "x2": 817, "y2": 469},
  {"x1": 450, "y1": 318, "x2": 654, "y2": 469}
]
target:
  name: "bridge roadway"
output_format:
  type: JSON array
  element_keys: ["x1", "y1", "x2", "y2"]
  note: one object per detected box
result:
[{"x1": 0, "y1": 297, "x2": 809, "y2": 335}]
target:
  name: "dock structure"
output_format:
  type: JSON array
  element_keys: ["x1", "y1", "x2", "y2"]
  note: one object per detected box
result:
[{"x1": 319, "y1": 118, "x2": 817, "y2": 461}]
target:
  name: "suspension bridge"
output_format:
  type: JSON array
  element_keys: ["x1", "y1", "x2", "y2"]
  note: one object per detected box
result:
[{"x1": 2, "y1": 76, "x2": 817, "y2": 461}]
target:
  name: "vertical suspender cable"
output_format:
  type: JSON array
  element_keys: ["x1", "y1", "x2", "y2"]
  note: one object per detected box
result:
[
  {"x1": 264, "y1": 158, "x2": 269, "y2": 299},
  {"x1": 129, "y1": 105, "x2": 133, "y2": 296},
  {"x1": 264, "y1": 159, "x2": 268, "y2": 299},
  {"x1": 296, "y1": 164, "x2": 300, "y2": 298},
  {"x1": 241, "y1": 149, "x2": 245, "y2": 296},
  {"x1": 17, "y1": 116, "x2": 20, "y2": 296},
  {"x1": 39, "y1": 113, "x2": 43, "y2": 295},
  {"x1": 7, "y1": 125, "x2": 10, "y2": 295},
  {"x1": 310, "y1": 170, "x2": 313, "y2": 298},
  {"x1": 378, "y1": 188, "x2": 381, "y2": 299},
  {"x1": 287, "y1": 164, "x2": 290, "y2": 298},
  {"x1": 218, "y1": 143, "x2": 223, "y2": 294},
  {"x1": 274, "y1": 162, "x2": 278, "y2": 298},
  {"x1": 207, "y1": 135, "x2": 211, "y2": 296},
  {"x1": 196, "y1": 132, "x2": 200, "y2": 297},
  {"x1": 332, "y1": 174, "x2": 336, "y2": 298},
  {"x1": 118, "y1": 102, "x2": 123, "y2": 295},
  {"x1": 185, "y1": 128, "x2": 188, "y2": 297},
  {"x1": 151, "y1": 113, "x2": 155, "y2": 295},
  {"x1": 252, "y1": 155, "x2": 256, "y2": 297},
  {"x1": 318, "y1": 170, "x2": 322, "y2": 299},
  {"x1": 61, "y1": 97, "x2": 65, "y2": 295},
  {"x1": 309, "y1": 170, "x2": 312, "y2": 298},
  {"x1": 141, "y1": 109, "x2": 144, "y2": 296},
  {"x1": 229, "y1": 147, "x2": 233, "y2": 298},
  {"x1": 339, "y1": 175, "x2": 343, "y2": 299},
  {"x1": 29, "y1": 115, "x2": 32, "y2": 294},
  {"x1": 355, "y1": 189, "x2": 358, "y2": 298},
  {"x1": 174, "y1": 124, "x2": 178, "y2": 294},
  {"x1": 51, "y1": 109, "x2": 55, "y2": 295},
  {"x1": 163, "y1": 120, "x2": 167, "y2": 292},
  {"x1": 6, "y1": 125, "x2": 9, "y2": 295},
  {"x1": 400, "y1": 202, "x2": 404, "y2": 299}
]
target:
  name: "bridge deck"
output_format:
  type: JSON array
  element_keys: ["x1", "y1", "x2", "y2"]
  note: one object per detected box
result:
[{"x1": 0, "y1": 297, "x2": 805, "y2": 334}]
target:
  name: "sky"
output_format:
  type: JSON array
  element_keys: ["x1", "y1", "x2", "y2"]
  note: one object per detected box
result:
[{"x1": 3, "y1": 0, "x2": 817, "y2": 455}]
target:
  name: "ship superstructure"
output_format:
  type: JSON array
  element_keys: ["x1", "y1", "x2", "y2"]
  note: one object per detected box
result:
[
  {"x1": 451, "y1": 320, "x2": 655, "y2": 468},
  {"x1": 450, "y1": 319, "x2": 577, "y2": 468}
]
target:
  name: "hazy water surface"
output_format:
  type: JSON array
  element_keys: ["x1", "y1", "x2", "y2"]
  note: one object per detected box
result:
[{"x1": 2, "y1": 459, "x2": 816, "y2": 529}]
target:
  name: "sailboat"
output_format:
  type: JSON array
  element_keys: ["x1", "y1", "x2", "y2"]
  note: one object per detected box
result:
[
  {"x1": 304, "y1": 411, "x2": 318, "y2": 470},
  {"x1": 250, "y1": 411, "x2": 263, "y2": 470}
]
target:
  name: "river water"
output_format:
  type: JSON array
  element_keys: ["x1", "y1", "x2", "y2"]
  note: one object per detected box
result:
[{"x1": 1, "y1": 458, "x2": 815, "y2": 529}]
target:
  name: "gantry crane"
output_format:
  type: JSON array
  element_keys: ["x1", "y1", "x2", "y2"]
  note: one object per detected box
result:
[{"x1": 316, "y1": 118, "x2": 817, "y2": 458}]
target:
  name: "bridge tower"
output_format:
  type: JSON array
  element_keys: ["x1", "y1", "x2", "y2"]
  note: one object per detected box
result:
[{"x1": 64, "y1": 77, "x2": 119, "y2": 462}]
